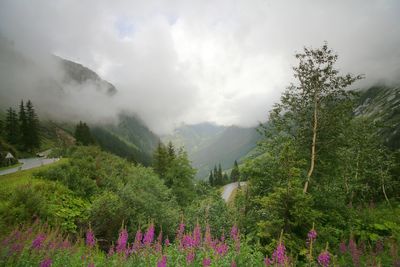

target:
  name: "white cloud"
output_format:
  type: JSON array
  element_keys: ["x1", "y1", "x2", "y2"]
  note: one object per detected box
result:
[{"x1": 0, "y1": 0, "x2": 399, "y2": 133}]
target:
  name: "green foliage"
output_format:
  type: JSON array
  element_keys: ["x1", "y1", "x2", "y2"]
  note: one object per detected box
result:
[
  {"x1": 0, "y1": 180, "x2": 88, "y2": 235},
  {"x1": 0, "y1": 137, "x2": 18, "y2": 167},
  {"x1": 153, "y1": 142, "x2": 196, "y2": 207},
  {"x1": 230, "y1": 160, "x2": 240, "y2": 182},
  {"x1": 185, "y1": 192, "x2": 233, "y2": 237},
  {"x1": 74, "y1": 121, "x2": 95, "y2": 146}
]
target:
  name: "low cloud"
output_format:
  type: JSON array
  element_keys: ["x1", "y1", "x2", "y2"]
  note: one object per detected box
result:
[{"x1": 0, "y1": 0, "x2": 399, "y2": 134}]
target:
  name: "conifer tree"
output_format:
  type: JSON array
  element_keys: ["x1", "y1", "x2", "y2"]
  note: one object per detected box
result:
[
  {"x1": 26, "y1": 100, "x2": 40, "y2": 150},
  {"x1": 5, "y1": 107, "x2": 19, "y2": 145},
  {"x1": 230, "y1": 160, "x2": 240, "y2": 182},
  {"x1": 74, "y1": 121, "x2": 94, "y2": 146},
  {"x1": 209, "y1": 170, "x2": 214, "y2": 186},
  {"x1": 218, "y1": 164, "x2": 223, "y2": 185},
  {"x1": 18, "y1": 100, "x2": 29, "y2": 149},
  {"x1": 153, "y1": 141, "x2": 168, "y2": 177},
  {"x1": 167, "y1": 141, "x2": 176, "y2": 164},
  {"x1": 223, "y1": 173, "x2": 229, "y2": 184}
]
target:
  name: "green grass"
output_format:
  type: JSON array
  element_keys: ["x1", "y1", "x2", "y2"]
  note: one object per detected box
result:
[
  {"x1": 0, "y1": 162, "x2": 22, "y2": 171},
  {"x1": 0, "y1": 158, "x2": 68, "y2": 191}
]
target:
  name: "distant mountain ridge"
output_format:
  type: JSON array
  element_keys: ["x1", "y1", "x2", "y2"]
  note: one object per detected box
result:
[
  {"x1": 162, "y1": 123, "x2": 261, "y2": 178},
  {"x1": 355, "y1": 84, "x2": 400, "y2": 150},
  {"x1": 0, "y1": 37, "x2": 158, "y2": 165},
  {"x1": 57, "y1": 56, "x2": 117, "y2": 96}
]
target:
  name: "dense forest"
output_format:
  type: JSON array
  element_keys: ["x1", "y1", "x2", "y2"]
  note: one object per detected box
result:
[{"x1": 0, "y1": 44, "x2": 399, "y2": 266}]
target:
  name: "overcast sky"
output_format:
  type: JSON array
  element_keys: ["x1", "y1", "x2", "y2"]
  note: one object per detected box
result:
[{"x1": 0, "y1": 0, "x2": 399, "y2": 133}]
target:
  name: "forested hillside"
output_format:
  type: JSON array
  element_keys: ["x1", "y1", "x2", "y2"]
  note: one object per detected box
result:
[{"x1": 163, "y1": 123, "x2": 261, "y2": 178}]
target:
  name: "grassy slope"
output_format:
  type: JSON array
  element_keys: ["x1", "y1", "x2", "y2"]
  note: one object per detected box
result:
[{"x1": 0, "y1": 158, "x2": 68, "y2": 190}]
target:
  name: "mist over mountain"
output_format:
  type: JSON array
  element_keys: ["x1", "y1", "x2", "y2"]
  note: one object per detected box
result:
[{"x1": 162, "y1": 122, "x2": 261, "y2": 178}]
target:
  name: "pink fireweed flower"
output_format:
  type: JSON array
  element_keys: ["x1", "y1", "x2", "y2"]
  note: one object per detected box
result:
[
  {"x1": 40, "y1": 258, "x2": 52, "y2": 267},
  {"x1": 202, "y1": 257, "x2": 211, "y2": 267},
  {"x1": 307, "y1": 229, "x2": 317, "y2": 241},
  {"x1": 157, "y1": 255, "x2": 167, "y2": 267},
  {"x1": 204, "y1": 224, "x2": 212, "y2": 247},
  {"x1": 177, "y1": 222, "x2": 185, "y2": 239},
  {"x1": 88, "y1": 263, "x2": 95, "y2": 267},
  {"x1": 272, "y1": 242, "x2": 287, "y2": 265},
  {"x1": 143, "y1": 223, "x2": 155, "y2": 246},
  {"x1": 186, "y1": 251, "x2": 195, "y2": 264},
  {"x1": 182, "y1": 234, "x2": 194, "y2": 249},
  {"x1": 86, "y1": 229, "x2": 95, "y2": 248},
  {"x1": 215, "y1": 242, "x2": 229, "y2": 256},
  {"x1": 349, "y1": 239, "x2": 360, "y2": 267},
  {"x1": 231, "y1": 260, "x2": 237, "y2": 267},
  {"x1": 339, "y1": 241, "x2": 347, "y2": 254},
  {"x1": 133, "y1": 229, "x2": 142, "y2": 251},
  {"x1": 116, "y1": 229, "x2": 128, "y2": 253},
  {"x1": 317, "y1": 251, "x2": 330, "y2": 267},
  {"x1": 264, "y1": 257, "x2": 273, "y2": 266},
  {"x1": 108, "y1": 245, "x2": 115, "y2": 257},
  {"x1": 230, "y1": 225, "x2": 239, "y2": 241},
  {"x1": 155, "y1": 231, "x2": 163, "y2": 253},
  {"x1": 32, "y1": 234, "x2": 46, "y2": 250},
  {"x1": 193, "y1": 224, "x2": 201, "y2": 247},
  {"x1": 165, "y1": 238, "x2": 170, "y2": 246}
]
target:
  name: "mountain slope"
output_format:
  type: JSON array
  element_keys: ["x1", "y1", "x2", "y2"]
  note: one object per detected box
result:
[
  {"x1": 92, "y1": 114, "x2": 159, "y2": 166},
  {"x1": 163, "y1": 123, "x2": 261, "y2": 178},
  {"x1": 355, "y1": 84, "x2": 400, "y2": 150}
]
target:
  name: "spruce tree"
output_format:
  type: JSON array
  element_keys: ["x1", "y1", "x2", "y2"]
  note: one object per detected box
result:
[
  {"x1": 18, "y1": 100, "x2": 29, "y2": 149},
  {"x1": 153, "y1": 141, "x2": 168, "y2": 177},
  {"x1": 26, "y1": 100, "x2": 40, "y2": 150},
  {"x1": 230, "y1": 160, "x2": 240, "y2": 182},
  {"x1": 209, "y1": 170, "x2": 214, "y2": 186},
  {"x1": 5, "y1": 107, "x2": 19, "y2": 145},
  {"x1": 74, "y1": 121, "x2": 94, "y2": 146},
  {"x1": 218, "y1": 164, "x2": 223, "y2": 185},
  {"x1": 167, "y1": 141, "x2": 176, "y2": 164}
]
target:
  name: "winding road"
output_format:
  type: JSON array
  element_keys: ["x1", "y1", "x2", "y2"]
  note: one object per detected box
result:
[
  {"x1": 221, "y1": 181, "x2": 247, "y2": 202},
  {"x1": 0, "y1": 158, "x2": 59, "y2": 176}
]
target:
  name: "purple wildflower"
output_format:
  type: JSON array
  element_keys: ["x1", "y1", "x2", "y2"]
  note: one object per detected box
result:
[
  {"x1": 177, "y1": 222, "x2": 185, "y2": 240},
  {"x1": 133, "y1": 229, "x2": 142, "y2": 251},
  {"x1": 272, "y1": 242, "x2": 287, "y2": 265},
  {"x1": 215, "y1": 242, "x2": 229, "y2": 256},
  {"x1": 317, "y1": 251, "x2": 330, "y2": 267},
  {"x1": 231, "y1": 260, "x2": 237, "y2": 267},
  {"x1": 204, "y1": 224, "x2": 212, "y2": 247},
  {"x1": 32, "y1": 234, "x2": 46, "y2": 250},
  {"x1": 230, "y1": 225, "x2": 239, "y2": 241},
  {"x1": 40, "y1": 258, "x2": 52, "y2": 267},
  {"x1": 193, "y1": 224, "x2": 201, "y2": 247},
  {"x1": 307, "y1": 229, "x2": 317, "y2": 241},
  {"x1": 264, "y1": 257, "x2": 272, "y2": 266},
  {"x1": 86, "y1": 229, "x2": 95, "y2": 248},
  {"x1": 116, "y1": 228, "x2": 128, "y2": 253},
  {"x1": 349, "y1": 239, "x2": 360, "y2": 267},
  {"x1": 155, "y1": 231, "x2": 163, "y2": 253},
  {"x1": 186, "y1": 251, "x2": 195, "y2": 264},
  {"x1": 202, "y1": 257, "x2": 211, "y2": 267},
  {"x1": 143, "y1": 223, "x2": 155, "y2": 246},
  {"x1": 165, "y1": 238, "x2": 170, "y2": 246},
  {"x1": 157, "y1": 255, "x2": 167, "y2": 267},
  {"x1": 339, "y1": 241, "x2": 347, "y2": 254},
  {"x1": 108, "y1": 245, "x2": 115, "y2": 257},
  {"x1": 182, "y1": 234, "x2": 194, "y2": 249}
]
